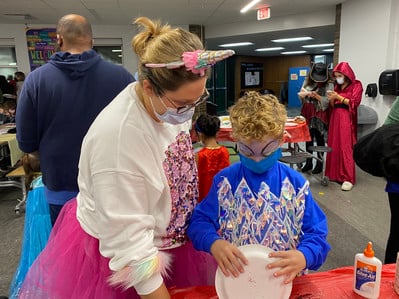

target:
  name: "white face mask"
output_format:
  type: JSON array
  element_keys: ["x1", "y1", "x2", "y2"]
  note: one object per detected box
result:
[
  {"x1": 336, "y1": 77, "x2": 345, "y2": 85},
  {"x1": 152, "y1": 97, "x2": 195, "y2": 125}
]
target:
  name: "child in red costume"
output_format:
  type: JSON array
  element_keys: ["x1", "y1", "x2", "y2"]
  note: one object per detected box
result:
[{"x1": 195, "y1": 114, "x2": 230, "y2": 202}]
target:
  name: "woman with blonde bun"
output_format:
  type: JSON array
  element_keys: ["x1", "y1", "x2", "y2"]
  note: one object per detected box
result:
[{"x1": 18, "y1": 16, "x2": 234, "y2": 299}]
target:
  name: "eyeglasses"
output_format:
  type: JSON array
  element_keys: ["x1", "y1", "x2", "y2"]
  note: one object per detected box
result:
[
  {"x1": 237, "y1": 139, "x2": 281, "y2": 158},
  {"x1": 162, "y1": 89, "x2": 210, "y2": 114}
]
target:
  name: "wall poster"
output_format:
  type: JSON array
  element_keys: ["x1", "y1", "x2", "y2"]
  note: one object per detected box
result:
[
  {"x1": 26, "y1": 28, "x2": 57, "y2": 71},
  {"x1": 240, "y1": 62, "x2": 264, "y2": 89}
]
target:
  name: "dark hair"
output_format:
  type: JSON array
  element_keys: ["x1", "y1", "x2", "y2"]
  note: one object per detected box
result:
[
  {"x1": 4, "y1": 99, "x2": 16, "y2": 110},
  {"x1": 239, "y1": 90, "x2": 247, "y2": 98},
  {"x1": 14, "y1": 71, "x2": 25, "y2": 81},
  {"x1": 0, "y1": 75, "x2": 14, "y2": 94},
  {"x1": 195, "y1": 114, "x2": 220, "y2": 137},
  {"x1": 258, "y1": 88, "x2": 275, "y2": 95}
]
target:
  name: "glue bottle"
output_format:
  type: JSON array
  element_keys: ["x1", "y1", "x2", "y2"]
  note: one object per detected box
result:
[{"x1": 353, "y1": 242, "x2": 382, "y2": 298}]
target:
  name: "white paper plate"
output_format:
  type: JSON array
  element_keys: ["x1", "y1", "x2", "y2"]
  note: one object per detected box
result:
[
  {"x1": 215, "y1": 244, "x2": 293, "y2": 299},
  {"x1": 285, "y1": 122, "x2": 298, "y2": 127},
  {"x1": 218, "y1": 116, "x2": 232, "y2": 128}
]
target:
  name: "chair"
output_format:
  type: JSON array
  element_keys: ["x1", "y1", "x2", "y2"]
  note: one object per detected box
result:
[
  {"x1": 307, "y1": 145, "x2": 332, "y2": 186},
  {"x1": 4, "y1": 166, "x2": 26, "y2": 215},
  {"x1": 279, "y1": 151, "x2": 312, "y2": 169}
]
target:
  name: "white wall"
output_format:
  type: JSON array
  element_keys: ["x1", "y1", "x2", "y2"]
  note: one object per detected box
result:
[
  {"x1": 340, "y1": 0, "x2": 399, "y2": 126},
  {"x1": 0, "y1": 24, "x2": 31, "y2": 75},
  {"x1": 0, "y1": 23, "x2": 139, "y2": 76}
]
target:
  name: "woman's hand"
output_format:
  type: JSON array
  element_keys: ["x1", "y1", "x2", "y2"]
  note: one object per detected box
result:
[
  {"x1": 310, "y1": 91, "x2": 321, "y2": 101},
  {"x1": 327, "y1": 90, "x2": 340, "y2": 99},
  {"x1": 267, "y1": 250, "x2": 306, "y2": 284},
  {"x1": 327, "y1": 90, "x2": 338, "y2": 105},
  {"x1": 141, "y1": 283, "x2": 170, "y2": 299},
  {"x1": 210, "y1": 240, "x2": 248, "y2": 277}
]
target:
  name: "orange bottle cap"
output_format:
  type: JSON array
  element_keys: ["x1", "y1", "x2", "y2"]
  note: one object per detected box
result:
[{"x1": 364, "y1": 242, "x2": 374, "y2": 258}]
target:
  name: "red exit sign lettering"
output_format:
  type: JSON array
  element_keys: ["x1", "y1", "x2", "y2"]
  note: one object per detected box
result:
[{"x1": 257, "y1": 7, "x2": 270, "y2": 20}]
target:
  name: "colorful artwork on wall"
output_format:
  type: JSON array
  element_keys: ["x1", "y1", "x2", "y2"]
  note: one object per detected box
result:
[{"x1": 26, "y1": 28, "x2": 57, "y2": 71}]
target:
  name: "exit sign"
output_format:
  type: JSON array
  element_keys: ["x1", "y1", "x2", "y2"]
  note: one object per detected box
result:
[{"x1": 257, "y1": 7, "x2": 270, "y2": 20}]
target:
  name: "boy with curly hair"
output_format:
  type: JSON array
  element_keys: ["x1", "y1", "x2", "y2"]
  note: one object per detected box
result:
[{"x1": 188, "y1": 91, "x2": 330, "y2": 285}]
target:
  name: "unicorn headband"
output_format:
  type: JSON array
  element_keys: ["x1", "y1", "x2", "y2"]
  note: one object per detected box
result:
[{"x1": 145, "y1": 49, "x2": 235, "y2": 77}]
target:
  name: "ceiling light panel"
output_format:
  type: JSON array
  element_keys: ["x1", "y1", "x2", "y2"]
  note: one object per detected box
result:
[
  {"x1": 281, "y1": 51, "x2": 307, "y2": 55},
  {"x1": 302, "y1": 43, "x2": 334, "y2": 48},
  {"x1": 272, "y1": 37, "x2": 313, "y2": 43},
  {"x1": 219, "y1": 42, "x2": 254, "y2": 47},
  {"x1": 255, "y1": 47, "x2": 284, "y2": 52},
  {"x1": 240, "y1": 0, "x2": 262, "y2": 13}
]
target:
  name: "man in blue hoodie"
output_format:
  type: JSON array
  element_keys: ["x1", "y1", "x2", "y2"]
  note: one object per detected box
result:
[{"x1": 16, "y1": 14, "x2": 134, "y2": 225}]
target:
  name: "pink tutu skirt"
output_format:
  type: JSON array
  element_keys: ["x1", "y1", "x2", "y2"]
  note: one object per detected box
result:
[{"x1": 17, "y1": 199, "x2": 217, "y2": 299}]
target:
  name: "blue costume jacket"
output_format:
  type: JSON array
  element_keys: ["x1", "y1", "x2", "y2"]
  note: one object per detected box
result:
[{"x1": 188, "y1": 161, "x2": 330, "y2": 270}]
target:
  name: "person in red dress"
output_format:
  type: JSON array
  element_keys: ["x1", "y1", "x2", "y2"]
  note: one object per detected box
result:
[
  {"x1": 325, "y1": 62, "x2": 363, "y2": 191},
  {"x1": 195, "y1": 114, "x2": 230, "y2": 202}
]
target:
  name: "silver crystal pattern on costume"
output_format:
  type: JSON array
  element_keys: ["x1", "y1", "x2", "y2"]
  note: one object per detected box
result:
[{"x1": 218, "y1": 177, "x2": 307, "y2": 250}]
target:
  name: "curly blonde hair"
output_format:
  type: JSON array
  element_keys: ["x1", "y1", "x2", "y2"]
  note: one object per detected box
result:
[
  {"x1": 132, "y1": 17, "x2": 209, "y2": 95},
  {"x1": 229, "y1": 91, "x2": 287, "y2": 142}
]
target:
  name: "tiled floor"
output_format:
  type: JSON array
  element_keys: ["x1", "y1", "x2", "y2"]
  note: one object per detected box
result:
[{"x1": 0, "y1": 164, "x2": 390, "y2": 296}]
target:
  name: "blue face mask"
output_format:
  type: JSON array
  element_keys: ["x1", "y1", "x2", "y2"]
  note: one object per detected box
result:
[{"x1": 239, "y1": 148, "x2": 282, "y2": 174}]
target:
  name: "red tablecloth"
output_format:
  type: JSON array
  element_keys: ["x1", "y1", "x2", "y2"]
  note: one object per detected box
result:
[
  {"x1": 191, "y1": 122, "x2": 311, "y2": 144},
  {"x1": 215, "y1": 128, "x2": 234, "y2": 143},
  {"x1": 169, "y1": 264, "x2": 398, "y2": 299},
  {"x1": 283, "y1": 122, "x2": 311, "y2": 144}
]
